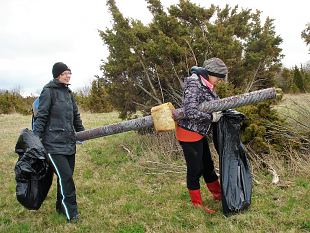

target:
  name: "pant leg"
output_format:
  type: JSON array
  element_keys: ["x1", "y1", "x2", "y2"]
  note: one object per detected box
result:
[
  {"x1": 56, "y1": 154, "x2": 76, "y2": 213},
  {"x1": 180, "y1": 139, "x2": 204, "y2": 190},
  {"x1": 48, "y1": 153, "x2": 77, "y2": 220},
  {"x1": 201, "y1": 137, "x2": 218, "y2": 183},
  {"x1": 56, "y1": 178, "x2": 62, "y2": 212}
]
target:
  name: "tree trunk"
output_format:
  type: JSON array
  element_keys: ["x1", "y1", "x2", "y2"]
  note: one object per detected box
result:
[{"x1": 76, "y1": 87, "x2": 279, "y2": 141}]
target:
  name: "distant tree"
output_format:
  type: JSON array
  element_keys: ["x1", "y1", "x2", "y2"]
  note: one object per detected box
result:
[
  {"x1": 99, "y1": 0, "x2": 283, "y2": 119},
  {"x1": 293, "y1": 66, "x2": 305, "y2": 92},
  {"x1": 88, "y1": 78, "x2": 113, "y2": 113},
  {"x1": 242, "y1": 14, "x2": 283, "y2": 91},
  {"x1": 74, "y1": 86, "x2": 91, "y2": 111},
  {"x1": 300, "y1": 64, "x2": 310, "y2": 92},
  {"x1": 304, "y1": 61, "x2": 310, "y2": 71},
  {"x1": 301, "y1": 23, "x2": 310, "y2": 52},
  {"x1": 0, "y1": 90, "x2": 34, "y2": 114},
  {"x1": 274, "y1": 68, "x2": 293, "y2": 93}
]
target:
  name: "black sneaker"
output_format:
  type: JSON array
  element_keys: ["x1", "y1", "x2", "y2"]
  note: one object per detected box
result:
[{"x1": 68, "y1": 215, "x2": 79, "y2": 224}]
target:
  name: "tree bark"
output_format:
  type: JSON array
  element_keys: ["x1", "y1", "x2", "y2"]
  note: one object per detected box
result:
[{"x1": 76, "y1": 87, "x2": 278, "y2": 141}]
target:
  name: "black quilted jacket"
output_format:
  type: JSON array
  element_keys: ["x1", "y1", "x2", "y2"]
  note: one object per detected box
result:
[{"x1": 33, "y1": 79, "x2": 84, "y2": 155}]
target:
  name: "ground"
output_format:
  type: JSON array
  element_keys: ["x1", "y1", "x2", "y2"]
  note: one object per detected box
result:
[{"x1": 0, "y1": 95, "x2": 309, "y2": 232}]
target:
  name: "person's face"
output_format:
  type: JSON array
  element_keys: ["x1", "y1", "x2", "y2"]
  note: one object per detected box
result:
[
  {"x1": 57, "y1": 70, "x2": 71, "y2": 84},
  {"x1": 208, "y1": 75, "x2": 224, "y2": 86}
]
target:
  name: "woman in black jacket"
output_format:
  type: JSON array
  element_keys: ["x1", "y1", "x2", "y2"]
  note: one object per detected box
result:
[{"x1": 33, "y1": 62, "x2": 85, "y2": 223}]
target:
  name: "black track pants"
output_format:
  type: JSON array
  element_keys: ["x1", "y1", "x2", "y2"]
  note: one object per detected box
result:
[
  {"x1": 180, "y1": 137, "x2": 218, "y2": 190},
  {"x1": 48, "y1": 153, "x2": 77, "y2": 220}
]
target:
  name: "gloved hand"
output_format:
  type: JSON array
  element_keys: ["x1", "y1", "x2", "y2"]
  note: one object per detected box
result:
[
  {"x1": 171, "y1": 110, "x2": 179, "y2": 121},
  {"x1": 33, "y1": 131, "x2": 42, "y2": 140},
  {"x1": 212, "y1": 111, "x2": 223, "y2": 122}
]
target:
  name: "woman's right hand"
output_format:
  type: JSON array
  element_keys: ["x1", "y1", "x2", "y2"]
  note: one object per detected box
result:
[
  {"x1": 172, "y1": 109, "x2": 184, "y2": 121},
  {"x1": 212, "y1": 111, "x2": 223, "y2": 122}
]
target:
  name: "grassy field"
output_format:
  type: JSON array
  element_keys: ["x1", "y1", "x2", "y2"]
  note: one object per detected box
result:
[{"x1": 0, "y1": 95, "x2": 309, "y2": 233}]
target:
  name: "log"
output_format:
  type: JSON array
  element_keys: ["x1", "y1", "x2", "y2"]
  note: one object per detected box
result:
[{"x1": 76, "y1": 87, "x2": 281, "y2": 141}]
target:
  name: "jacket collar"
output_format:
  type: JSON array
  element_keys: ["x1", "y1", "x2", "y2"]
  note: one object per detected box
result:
[
  {"x1": 53, "y1": 78, "x2": 71, "y2": 87},
  {"x1": 200, "y1": 75, "x2": 214, "y2": 90},
  {"x1": 45, "y1": 79, "x2": 72, "y2": 92},
  {"x1": 196, "y1": 74, "x2": 218, "y2": 98}
]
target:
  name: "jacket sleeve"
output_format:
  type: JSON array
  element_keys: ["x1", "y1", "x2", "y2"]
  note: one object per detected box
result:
[
  {"x1": 183, "y1": 75, "x2": 213, "y2": 122},
  {"x1": 71, "y1": 95, "x2": 85, "y2": 132},
  {"x1": 33, "y1": 88, "x2": 52, "y2": 137}
]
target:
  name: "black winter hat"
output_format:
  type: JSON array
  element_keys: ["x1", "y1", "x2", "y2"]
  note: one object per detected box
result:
[{"x1": 52, "y1": 62, "x2": 71, "y2": 78}]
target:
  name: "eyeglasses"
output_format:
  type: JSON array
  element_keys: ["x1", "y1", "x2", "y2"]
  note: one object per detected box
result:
[{"x1": 60, "y1": 71, "x2": 72, "y2": 76}]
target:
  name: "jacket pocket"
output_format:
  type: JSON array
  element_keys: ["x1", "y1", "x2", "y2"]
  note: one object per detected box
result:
[{"x1": 47, "y1": 128, "x2": 66, "y2": 143}]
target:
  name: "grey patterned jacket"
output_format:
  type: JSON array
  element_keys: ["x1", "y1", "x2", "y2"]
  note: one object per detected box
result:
[{"x1": 177, "y1": 73, "x2": 219, "y2": 136}]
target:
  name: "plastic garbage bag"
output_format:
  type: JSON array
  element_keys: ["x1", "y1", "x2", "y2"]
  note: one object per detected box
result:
[
  {"x1": 213, "y1": 110, "x2": 252, "y2": 215},
  {"x1": 15, "y1": 128, "x2": 53, "y2": 210}
]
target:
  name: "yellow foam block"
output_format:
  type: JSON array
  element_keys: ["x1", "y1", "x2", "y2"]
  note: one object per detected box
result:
[{"x1": 151, "y1": 102, "x2": 176, "y2": 132}]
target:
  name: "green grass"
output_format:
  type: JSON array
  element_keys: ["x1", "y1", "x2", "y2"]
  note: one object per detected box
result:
[{"x1": 0, "y1": 101, "x2": 309, "y2": 232}]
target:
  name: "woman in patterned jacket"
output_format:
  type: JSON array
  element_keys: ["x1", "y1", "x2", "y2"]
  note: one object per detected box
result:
[{"x1": 174, "y1": 58, "x2": 228, "y2": 213}]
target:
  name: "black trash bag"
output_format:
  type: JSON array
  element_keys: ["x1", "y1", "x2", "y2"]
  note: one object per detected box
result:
[
  {"x1": 213, "y1": 110, "x2": 252, "y2": 215},
  {"x1": 14, "y1": 128, "x2": 53, "y2": 210}
]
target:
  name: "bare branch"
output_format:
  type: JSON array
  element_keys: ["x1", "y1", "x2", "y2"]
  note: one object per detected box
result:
[
  {"x1": 169, "y1": 59, "x2": 184, "y2": 88},
  {"x1": 245, "y1": 60, "x2": 263, "y2": 92},
  {"x1": 183, "y1": 38, "x2": 198, "y2": 66},
  {"x1": 184, "y1": 54, "x2": 190, "y2": 76},
  {"x1": 140, "y1": 160, "x2": 186, "y2": 175},
  {"x1": 132, "y1": 101, "x2": 149, "y2": 109},
  {"x1": 139, "y1": 56, "x2": 161, "y2": 102},
  {"x1": 144, "y1": 160, "x2": 186, "y2": 169},
  {"x1": 165, "y1": 90, "x2": 182, "y2": 108},
  {"x1": 252, "y1": 78, "x2": 269, "y2": 85},
  {"x1": 136, "y1": 83, "x2": 162, "y2": 104},
  {"x1": 269, "y1": 167, "x2": 280, "y2": 184},
  {"x1": 163, "y1": 76, "x2": 183, "y2": 104},
  {"x1": 154, "y1": 65, "x2": 165, "y2": 103},
  {"x1": 121, "y1": 144, "x2": 135, "y2": 160}
]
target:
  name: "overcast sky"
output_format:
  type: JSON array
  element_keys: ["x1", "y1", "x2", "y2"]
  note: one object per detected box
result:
[{"x1": 0, "y1": 0, "x2": 309, "y2": 96}]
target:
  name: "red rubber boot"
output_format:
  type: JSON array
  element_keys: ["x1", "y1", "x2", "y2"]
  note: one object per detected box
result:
[
  {"x1": 188, "y1": 189, "x2": 216, "y2": 214},
  {"x1": 206, "y1": 180, "x2": 222, "y2": 201}
]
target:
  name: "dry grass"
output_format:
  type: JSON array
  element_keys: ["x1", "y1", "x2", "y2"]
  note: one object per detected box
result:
[{"x1": 274, "y1": 93, "x2": 310, "y2": 133}]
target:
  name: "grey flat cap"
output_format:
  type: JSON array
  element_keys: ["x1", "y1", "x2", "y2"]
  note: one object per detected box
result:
[{"x1": 203, "y1": 57, "x2": 228, "y2": 78}]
